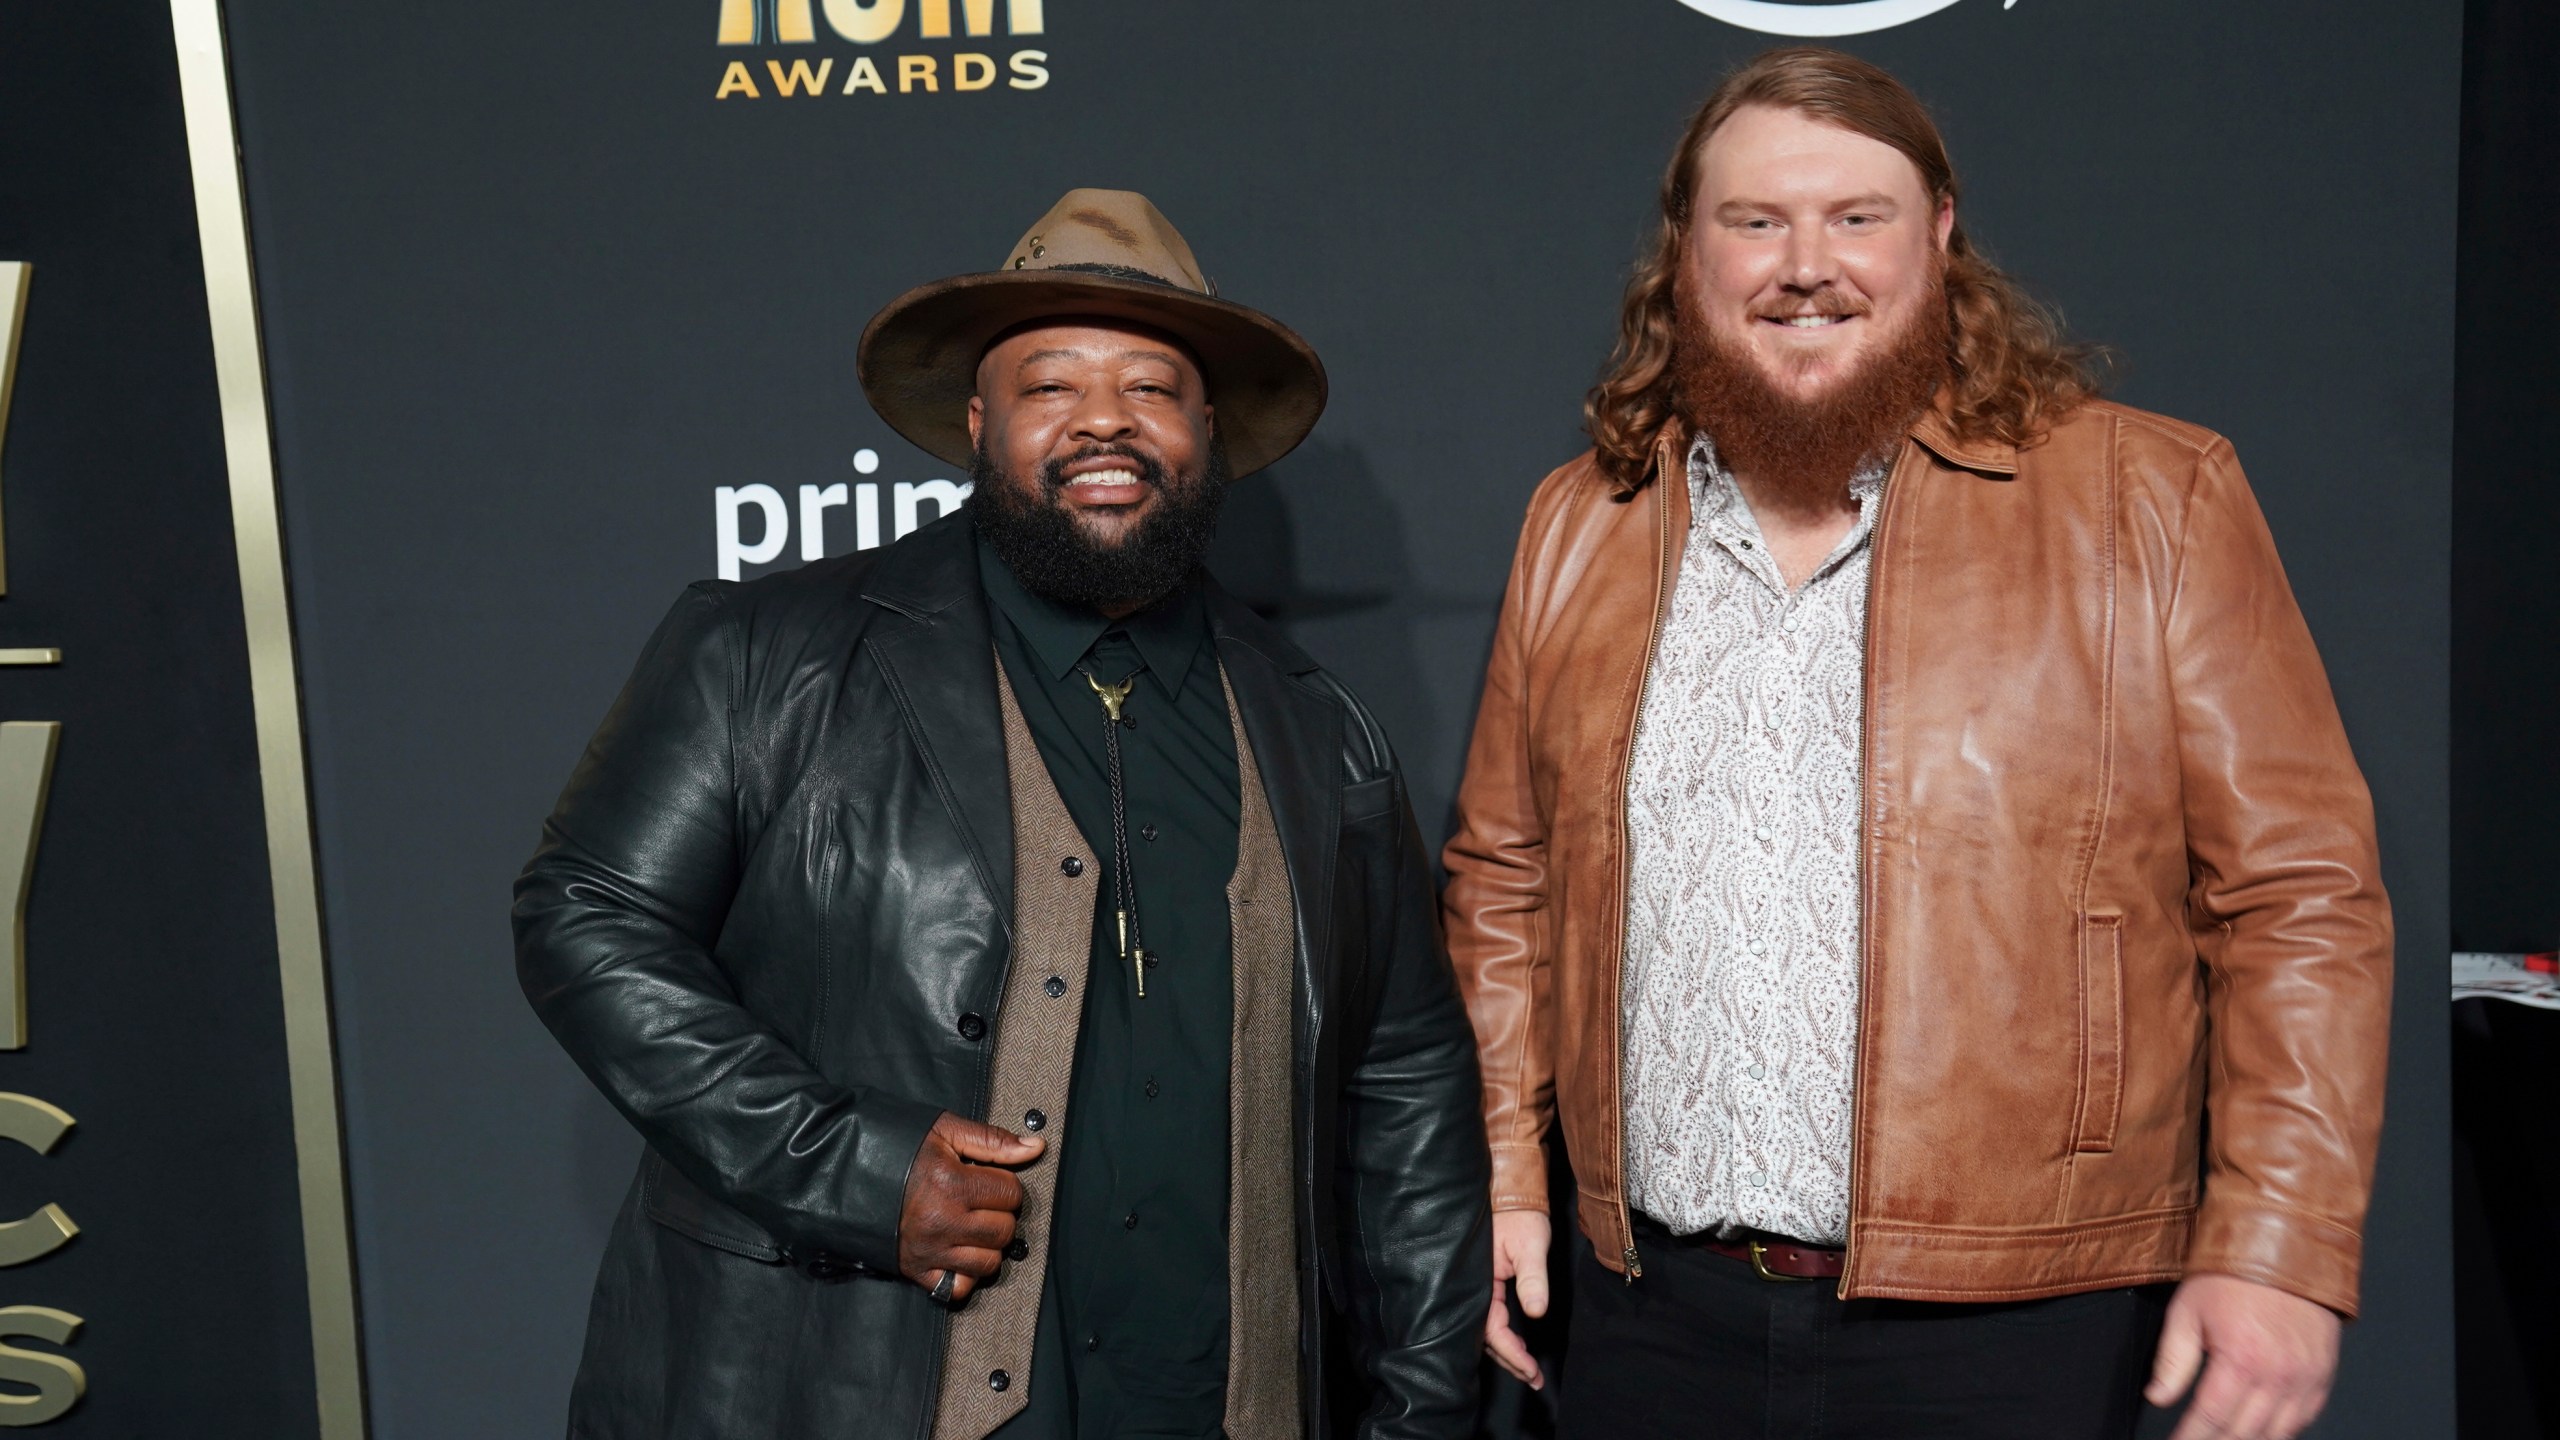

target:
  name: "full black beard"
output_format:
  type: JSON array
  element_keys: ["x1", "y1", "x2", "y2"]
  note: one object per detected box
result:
[{"x1": 970, "y1": 438, "x2": 1232, "y2": 611}]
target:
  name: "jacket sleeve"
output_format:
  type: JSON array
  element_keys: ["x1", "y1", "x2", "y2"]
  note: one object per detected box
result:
[
  {"x1": 2166, "y1": 442, "x2": 2395, "y2": 1318},
  {"x1": 1439, "y1": 476, "x2": 1564, "y2": 1213},
  {"x1": 1342, "y1": 760, "x2": 1493, "y2": 1440},
  {"x1": 512, "y1": 584, "x2": 943, "y2": 1275}
]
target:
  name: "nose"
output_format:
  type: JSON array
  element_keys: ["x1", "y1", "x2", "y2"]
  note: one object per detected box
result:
[
  {"x1": 1067, "y1": 384, "x2": 1138, "y2": 445},
  {"x1": 1781, "y1": 224, "x2": 1840, "y2": 293}
]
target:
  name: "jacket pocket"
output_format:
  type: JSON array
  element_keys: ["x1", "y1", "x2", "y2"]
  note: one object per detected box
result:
[
  {"x1": 640, "y1": 1147, "x2": 785, "y2": 1263},
  {"x1": 1341, "y1": 775, "x2": 1396, "y2": 825},
  {"x1": 2072, "y1": 914, "x2": 2125, "y2": 1154}
]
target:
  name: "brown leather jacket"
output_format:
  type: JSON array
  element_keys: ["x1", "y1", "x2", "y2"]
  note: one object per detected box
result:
[{"x1": 1442, "y1": 399, "x2": 2392, "y2": 1315}]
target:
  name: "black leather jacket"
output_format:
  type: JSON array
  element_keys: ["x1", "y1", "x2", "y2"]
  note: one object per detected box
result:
[{"x1": 514, "y1": 514, "x2": 1490, "y2": 1439}]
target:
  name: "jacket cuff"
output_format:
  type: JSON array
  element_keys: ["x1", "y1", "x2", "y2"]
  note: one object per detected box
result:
[
  {"x1": 2186, "y1": 1194, "x2": 2365, "y2": 1318},
  {"x1": 833, "y1": 1090, "x2": 947, "y2": 1275},
  {"x1": 1489, "y1": 1141, "x2": 1548, "y2": 1213}
]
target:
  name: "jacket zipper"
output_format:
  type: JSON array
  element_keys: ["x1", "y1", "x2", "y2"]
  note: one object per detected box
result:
[
  {"x1": 1612, "y1": 439, "x2": 1681, "y2": 1282},
  {"x1": 1837, "y1": 442, "x2": 1915, "y2": 1301}
]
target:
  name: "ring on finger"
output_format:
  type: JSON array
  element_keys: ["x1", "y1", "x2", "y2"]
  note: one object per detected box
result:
[{"x1": 931, "y1": 1270, "x2": 958, "y2": 1305}]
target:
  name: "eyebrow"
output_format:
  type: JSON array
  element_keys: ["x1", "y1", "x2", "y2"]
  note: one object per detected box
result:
[
  {"x1": 1713, "y1": 193, "x2": 1903, "y2": 220},
  {"x1": 1016, "y1": 347, "x2": 1188, "y2": 369}
]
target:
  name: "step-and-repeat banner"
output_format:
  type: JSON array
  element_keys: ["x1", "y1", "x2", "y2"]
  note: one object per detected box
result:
[{"x1": 121, "y1": 0, "x2": 2464, "y2": 1434}]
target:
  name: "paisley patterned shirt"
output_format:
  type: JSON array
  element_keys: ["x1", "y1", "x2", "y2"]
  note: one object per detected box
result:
[{"x1": 1619, "y1": 435, "x2": 1884, "y2": 1246}]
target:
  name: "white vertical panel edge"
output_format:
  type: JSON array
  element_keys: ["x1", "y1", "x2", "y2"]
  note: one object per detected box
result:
[{"x1": 166, "y1": 3, "x2": 369, "y2": 1435}]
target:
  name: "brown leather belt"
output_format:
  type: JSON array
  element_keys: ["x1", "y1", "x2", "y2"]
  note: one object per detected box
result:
[{"x1": 1701, "y1": 1233, "x2": 1846, "y2": 1283}]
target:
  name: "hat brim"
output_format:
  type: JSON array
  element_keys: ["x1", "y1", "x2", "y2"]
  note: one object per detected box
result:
[{"x1": 856, "y1": 270, "x2": 1328, "y2": 479}]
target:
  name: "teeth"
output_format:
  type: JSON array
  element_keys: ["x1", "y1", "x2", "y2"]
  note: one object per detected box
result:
[
  {"x1": 1783, "y1": 315, "x2": 1844, "y2": 327},
  {"x1": 1069, "y1": 468, "x2": 1140, "y2": 486}
]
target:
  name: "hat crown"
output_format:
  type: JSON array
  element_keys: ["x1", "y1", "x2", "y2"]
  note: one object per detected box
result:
[{"x1": 1001, "y1": 189, "x2": 1209, "y2": 294}]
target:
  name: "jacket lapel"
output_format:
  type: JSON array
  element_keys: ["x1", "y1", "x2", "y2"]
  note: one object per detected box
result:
[
  {"x1": 859, "y1": 514, "x2": 1015, "y2": 937},
  {"x1": 1204, "y1": 583, "x2": 1340, "y2": 1032}
]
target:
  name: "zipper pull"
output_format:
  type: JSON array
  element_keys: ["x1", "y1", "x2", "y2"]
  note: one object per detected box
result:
[{"x1": 1622, "y1": 1244, "x2": 1643, "y2": 1280}]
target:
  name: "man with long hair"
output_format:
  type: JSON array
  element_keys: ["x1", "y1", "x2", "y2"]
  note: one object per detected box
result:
[{"x1": 1443, "y1": 48, "x2": 2391, "y2": 1440}]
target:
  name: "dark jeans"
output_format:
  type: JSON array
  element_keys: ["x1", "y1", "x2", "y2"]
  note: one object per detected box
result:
[{"x1": 1557, "y1": 1218, "x2": 2169, "y2": 1440}]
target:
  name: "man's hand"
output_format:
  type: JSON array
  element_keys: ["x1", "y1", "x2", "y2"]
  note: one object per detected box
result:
[
  {"x1": 1485, "y1": 1209, "x2": 1552, "y2": 1390},
  {"x1": 898, "y1": 1112, "x2": 1044, "y2": 1304},
  {"x1": 2148, "y1": 1274, "x2": 2343, "y2": 1440}
]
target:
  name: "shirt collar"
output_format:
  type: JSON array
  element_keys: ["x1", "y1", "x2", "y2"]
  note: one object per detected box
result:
[
  {"x1": 974, "y1": 527, "x2": 1210, "y2": 698},
  {"x1": 1686, "y1": 433, "x2": 1888, "y2": 592}
]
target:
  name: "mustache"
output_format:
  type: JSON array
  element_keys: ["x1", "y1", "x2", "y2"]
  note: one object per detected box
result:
[
  {"x1": 1039, "y1": 443, "x2": 1168, "y2": 493},
  {"x1": 1754, "y1": 290, "x2": 1872, "y2": 320}
]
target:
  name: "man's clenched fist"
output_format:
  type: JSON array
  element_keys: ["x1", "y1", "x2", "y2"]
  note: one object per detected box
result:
[{"x1": 899, "y1": 1112, "x2": 1044, "y2": 1305}]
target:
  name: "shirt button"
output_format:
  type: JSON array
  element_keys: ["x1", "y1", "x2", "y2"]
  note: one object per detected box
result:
[
  {"x1": 1086, "y1": 1334, "x2": 1100, "y2": 1352},
  {"x1": 1061, "y1": 856, "x2": 1084, "y2": 876},
  {"x1": 1748, "y1": 1064, "x2": 1767, "y2": 1080},
  {"x1": 988, "y1": 1370, "x2": 1010, "y2": 1392},
  {"x1": 1754, "y1": 826, "x2": 1773, "y2": 842},
  {"x1": 1023, "y1": 1108, "x2": 1046, "y2": 1132},
  {"x1": 1141, "y1": 824, "x2": 1159, "y2": 842},
  {"x1": 1748, "y1": 1171, "x2": 1768, "y2": 1188},
  {"x1": 1123, "y1": 1211, "x2": 1139, "y2": 1230},
  {"x1": 1143, "y1": 1078, "x2": 1159, "y2": 1098},
  {"x1": 1044, "y1": 975, "x2": 1067, "y2": 999},
  {"x1": 1746, "y1": 939, "x2": 1766, "y2": 956},
  {"x1": 1783, "y1": 614, "x2": 1801, "y2": 633}
]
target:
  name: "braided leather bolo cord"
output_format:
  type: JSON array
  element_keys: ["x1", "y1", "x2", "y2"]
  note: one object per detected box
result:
[{"x1": 1084, "y1": 667, "x2": 1150, "y2": 998}]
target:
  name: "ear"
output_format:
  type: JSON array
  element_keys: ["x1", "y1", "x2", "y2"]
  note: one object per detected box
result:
[
  {"x1": 967, "y1": 394, "x2": 984, "y2": 450},
  {"x1": 1934, "y1": 196, "x2": 1957, "y2": 252}
]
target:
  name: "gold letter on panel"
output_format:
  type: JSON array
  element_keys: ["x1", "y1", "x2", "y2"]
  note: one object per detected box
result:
[
  {"x1": 0, "y1": 1095, "x2": 75, "y2": 1269},
  {"x1": 0, "y1": 261, "x2": 29, "y2": 594},
  {"x1": 0, "y1": 1307, "x2": 83, "y2": 1427},
  {"x1": 822, "y1": 0, "x2": 905, "y2": 43},
  {"x1": 718, "y1": 0, "x2": 814, "y2": 43},
  {"x1": 0, "y1": 723, "x2": 59, "y2": 1051}
]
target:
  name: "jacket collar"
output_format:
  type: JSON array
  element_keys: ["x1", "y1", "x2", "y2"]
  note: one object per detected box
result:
[
  {"x1": 1909, "y1": 397, "x2": 2019, "y2": 476},
  {"x1": 1202, "y1": 578, "x2": 1323, "y2": 678},
  {"x1": 1643, "y1": 393, "x2": 2021, "y2": 491},
  {"x1": 856, "y1": 513, "x2": 1016, "y2": 936},
  {"x1": 858, "y1": 508, "x2": 980, "y2": 618}
]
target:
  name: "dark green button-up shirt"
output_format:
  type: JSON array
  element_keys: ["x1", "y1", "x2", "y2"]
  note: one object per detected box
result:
[{"x1": 978, "y1": 536, "x2": 1238, "y2": 1440}]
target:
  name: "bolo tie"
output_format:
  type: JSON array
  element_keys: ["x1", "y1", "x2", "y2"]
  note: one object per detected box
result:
[{"x1": 1082, "y1": 665, "x2": 1152, "y2": 998}]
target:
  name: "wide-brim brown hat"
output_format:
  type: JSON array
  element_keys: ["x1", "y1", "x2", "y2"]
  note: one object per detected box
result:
[{"x1": 857, "y1": 188, "x2": 1327, "y2": 478}]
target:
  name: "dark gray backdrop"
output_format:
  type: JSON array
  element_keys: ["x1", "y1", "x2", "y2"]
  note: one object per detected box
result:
[{"x1": 215, "y1": 2, "x2": 2457, "y2": 1434}]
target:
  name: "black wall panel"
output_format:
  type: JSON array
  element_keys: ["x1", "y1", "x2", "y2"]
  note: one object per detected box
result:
[{"x1": 0, "y1": 5, "x2": 324, "y2": 1433}]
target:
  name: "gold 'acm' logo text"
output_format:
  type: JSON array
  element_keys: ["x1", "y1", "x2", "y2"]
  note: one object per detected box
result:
[{"x1": 712, "y1": 0, "x2": 1051, "y2": 101}]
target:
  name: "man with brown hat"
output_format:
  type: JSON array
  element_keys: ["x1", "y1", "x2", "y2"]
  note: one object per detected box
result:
[
  {"x1": 1445, "y1": 50, "x2": 2392, "y2": 1440},
  {"x1": 516, "y1": 189, "x2": 1489, "y2": 1440}
]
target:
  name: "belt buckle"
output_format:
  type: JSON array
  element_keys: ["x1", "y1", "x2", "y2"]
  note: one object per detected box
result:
[{"x1": 1747, "y1": 1238, "x2": 1814, "y2": 1284}]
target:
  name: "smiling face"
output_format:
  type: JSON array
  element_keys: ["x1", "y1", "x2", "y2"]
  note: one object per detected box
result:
[
  {"x1": 969, "y1": 320, "x2": 1216, "y2": 542},
  {"x1": 966, "y1": 319, "x2": 1229, "y2": 613},
  {"x1": 1687, "y1": 103, "x2": 1955, "y2": 401}
]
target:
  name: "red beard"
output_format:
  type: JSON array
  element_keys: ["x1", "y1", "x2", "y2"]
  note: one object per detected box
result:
[{"x1": 1671, "y1": 263, "x2": 1951, "y2": 514}]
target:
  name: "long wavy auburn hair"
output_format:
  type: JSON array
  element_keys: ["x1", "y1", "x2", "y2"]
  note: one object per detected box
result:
[{"x1": 1586, "y1": 47, "x2": 2107, "y2": 493}]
